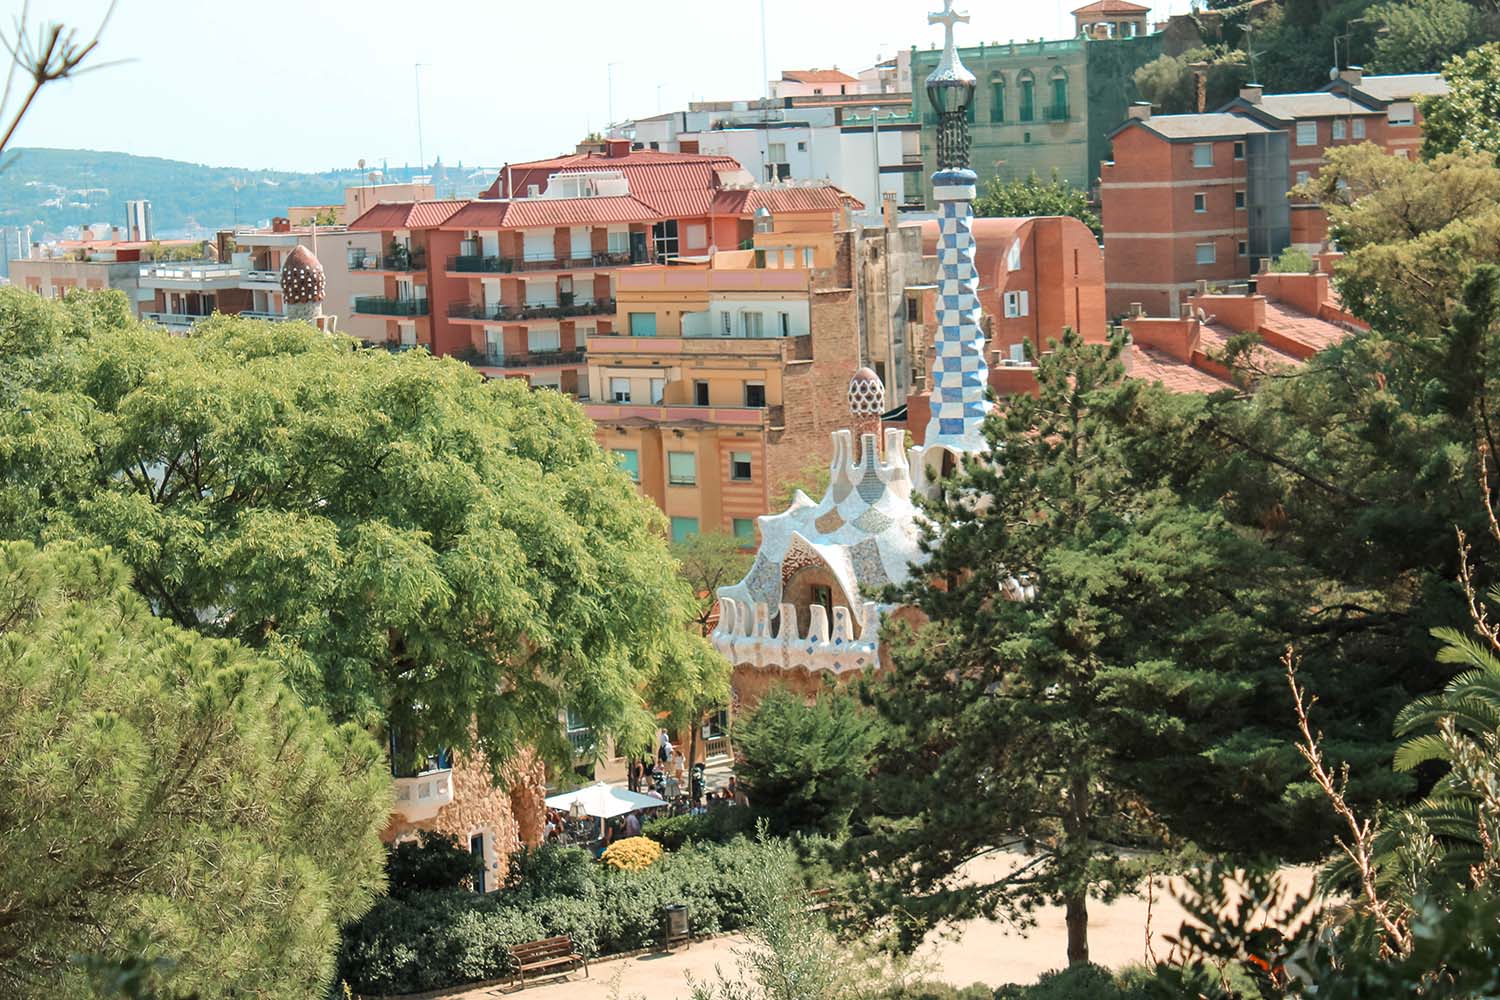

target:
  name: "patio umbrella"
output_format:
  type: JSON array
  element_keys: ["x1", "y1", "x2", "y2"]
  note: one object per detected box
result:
[{"x1": 544, "y1": 782, "x2": 667, "y2": 820}]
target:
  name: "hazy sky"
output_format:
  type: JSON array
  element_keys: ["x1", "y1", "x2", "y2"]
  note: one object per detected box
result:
[{"x1": 8, "y1": 0, "x2": 1190, "y2": 173}]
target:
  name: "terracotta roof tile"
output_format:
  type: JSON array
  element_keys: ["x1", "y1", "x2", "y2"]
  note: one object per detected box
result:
[
  {"x1": 1071, "y1": 0, "x2": 1150, "y2": 14},
  {"x1": 1262, "y1": 302, "x2": 1350, "y2": 353},
  {"x1": 712, "y1": 186, "x2": 861, "y2": 215},
  {"x1": 348, "y1": 200, "x2": 465, "y2": 231},
  {"x1": 781, "y1": 69, "x2": 858, "y2": 84},
  {"x1": 1128, "y1": 345, "x2": 1233, "y2": 393},
  {"x1": 1200, "y1": 322, "x2": 1301, "y2": 371},
  {"x1": 483, "y1": 150, "x2": 743, "y2": 200}
]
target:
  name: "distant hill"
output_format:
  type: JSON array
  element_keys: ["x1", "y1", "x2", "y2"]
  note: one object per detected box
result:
[{"x1": 0, "y1": 148, "x2": 497, "y2": 240}]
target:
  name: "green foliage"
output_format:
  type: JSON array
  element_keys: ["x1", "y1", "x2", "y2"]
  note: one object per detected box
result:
[
  {"x1": 735, "y1": 689, "x2": 883, "y2": 837},
  {"x1": 1132, "y1": 47, "x2": 1249, "y2": 116},
  {"x1": 673, "y1": 531, "x2": 753, "y2": 637},
  {"x1": 0, "y1": 540, "x2": 390, "y2": 999},
  {"x1": 387, "y1": 832, "x2": 485, "y2": 899},
  {"x1": 642, "y1": 807, "x2": 755, "y2": 850},
  {"x1": 1421, "y1": 43, "x2": 1500, "y2": 162},
  {"x1": 0, "y1": 291, "x2": 723, "y2": 766},
  {"x1": 339, "y1": 838, "x2": 782, "y2": 995},
  {"x1": 1270, "y1": 247, "x2": 1315, "y2": 273},
  {"x1": 1368, "y1": 0, "x2": 1486, "y2": 75},
  {"x1": 973, "y1": 171, "x2": 1100, "y2": 236}
]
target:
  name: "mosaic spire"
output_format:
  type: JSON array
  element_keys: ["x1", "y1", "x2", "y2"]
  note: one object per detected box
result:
[{"x1": 922, "y1": 1, "x2": 991, "y2": 456}]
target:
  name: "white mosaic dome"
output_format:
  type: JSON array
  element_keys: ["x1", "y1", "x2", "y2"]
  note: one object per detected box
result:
[{"x1": 848, "y1": 366, "x2": 885, "y2": 416}]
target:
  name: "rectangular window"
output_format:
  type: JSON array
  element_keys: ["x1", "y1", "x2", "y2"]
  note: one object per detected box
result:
[
  {"x1": 990, "y1": 83, "x2": 1004, "y2": 123},
  {"x1": 685, "y1": 223, "x2": 707, "y2": 248},
  {"x1": 1193, "y1": 193, "x2": 1207, "y2": 213},
  {"x1": 720, "y1": 311, "x2": 732, "y2": 336},
  {"x1": 906, "y1": 296, "x2": 920, "y2": 322},
  {"x1": 694, "y1": 380, "x2": 710, "y2": 406},
  {"x1": 650, "y1": 377, "x2": 665, "y2": 404},
  {"x1": 802, "y1": 247, "x2": 814, "y2": 267},
  {"x1": 778, "y1": 311, "x2": 790, "y2": 336},
  {"x1": 768, "y1": 142, "x2": 787, "y2": 163},
  {"x1": 1195, "y1": 242, "x2": 1217, "y2": 265},
  {"x1": 569, "y1": 227, "x2": 591, "y2": 259},
  {"x1": 1332, "y1": 119, "x2": 1346, "y2": 141},
  {"x1": 612, "y1": 449, "x2": 640, "y2": 481},
  {"x1": 1007, "y1": 239, "x2": 1022, "y2": 271},
  {"x1": 667, "y1": 451, "x2": 697, "y2": 486},
  {"x1": 742, "y1": 312, "x2": 764, "y2": 337},
  {"x1": 628, "y1": 312, "x2": 658, "y2": 336},
  {"x1": 1193, "y1": 143, "x2": 1213, "y2": 167},
  {"x1": 1233, "y1": 141, "x2": 1245, "y2": 160},
  {"x1": 1352, "y1": 118, "x2": 1366, "y2": 139},
  {"x1": 732, "y1": 518, "x2": 756, "y2": 543},
  {"x1": 744, "y1": 382, "x2": 766, "y2": 408},
  {"x1": 1051, "y1": 76, "x2": 1068, "y2": 119},
  {"x1": 1237, "y1": 241, "x2": 1249, "y2": 256},
  {"x1": 1388, "y1": 102, "x2": 1415, "y2": 126},
  {"x1": 731, "y1": 451, "x2": 753, "y2": 481},
  {"x1": 670, "y1": 516, "x2": 700, "y2": 543},
  {"x1": 610, "y1": 377, "x2": 632, "y2": 403},
  {"x1": 1235, "y1": 190, "x2": 1246, "y2": 209},
  {"x1": 1002, "y1": 290, "x2": 1029, "y2": 318},
  {"x1": 527, "y1": 327, "x2": 560, "y2": 353},
  {"x1": 1296, "y1": 170, "x2": 1312, "y2": 185},
  {"x1": 607, "y1": 228, "x2": 629, "y2": 254},
  {"x1": 1019, "y1": 80, "x2": 1035, "y2": 121},
  {"x1": 1296, "y1": 121, "x2": 1318, "y2": 146}
]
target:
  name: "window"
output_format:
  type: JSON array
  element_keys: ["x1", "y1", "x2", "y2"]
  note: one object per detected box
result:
[
  {"x1": 1018, "y1": 72, "x2": 1035, "y2": 122},
  {"x1": 1003, "y1": 290, "x2": 1029, "y2": 318},
  {"x1": 1332, "y1": 119, "x2": 1346, "y2": 141},
  {"x1": 670, "y1": 516, "x2": 700, "y2": 543},
  {"x1": 629, "y1": 312, "x2": 657, "y2": 336},
  {"x1": 1235, "y1": 190, "x2": 1246, "y2": 209},
  {"x1": 685, "y1": 223, "x2": 707, "y2": 249},
  {"x1": 612, "y1": 449, "x2": 640, "y2": 481},
  {"x1": 744, "y1": 382, "x2": 766, "y2": 408},
  {"x1": 1008, "y1": 342, "x2": 1026, "y2": 363},
  {"x1": 1023, "y1": 131, "x2": 1032, "y2": 144},
  {"x1": 607, "y1": 228, "x2": 629, "y2": 254},
  {"x1": 742, "y1": 312, "x2": 765, "y2": 337},
  {"x1": 1193, "y1": 193, "x2": 1207, "y2": 213},
  {"x1": 668, "y1": 452, "x2": 697, "y2": 486},
  {"x1": 906, "y1": 296, "x2": 920, "y2": 322},
  {"x1": 1195, "y1": 242, "x2": 1217, "y2": 265},
  {"x1": 1007, "y1": 239, "x2": 1022, "y2": 271},
  {"x1": 731, "y1": 451, "x2": 753, "y2": 481},
  {"x1": 610, "y1": 377, "x2": 632, "y2": 403},
  {"x1": 1233, "y1": 141, "x2": 1245, "y2": 160},
  {"x1": 1296, "y1": 170, "x2": 1311, "y2": 185},
  {"x1": 720, "y1": 311, "x2": 732, "y2": 336},
  {"x1": 1050, "y1": 71, "x2": 1068, "y2": 120},
  {"x1": 802, "y1": 247, "x2": 814, "y2": 267},
  {"x1": 570, "y1": 227, "x2": 591, "y2": 259},
  {"x1": 778, "y1": 311, "x2": 790, "y2": 336},
  {"x1": 732, "y1": 518, "x2": 756, "y2": 543},
  {"x1": 694, "y1": 380, "x2": 709, "y2": 405},
  {"x1": 1295, "y1": 121, "x2": 1318, "y2": 146},
  {"x1": 1352, "y1": 118, "x2": 1366, "y2": 139},
  {"x1": 1388, "y1": 102, "x2": 1415, "y2": 126},
  {"x1": 1193, "y1": 143, "x2": 1213, "y2": 167},
  {"x1": 990, "y1": 79, "x2": 1005, "y2": 122},
  {"x1": 796, "y1": 141, "x2": 806, "y2": 152},
  {"x1": 1237, "y1": 241, "x2": 1249, "y2": 256},
  {"x1": 653, "y1": 219, "x2": 679, "y2": 260},
  {"x1": 650, "y1": 377, "x2": 665, "y2": 404},
  {"x1": 768, "y1": 141, "x2": 787, "y2": 163}
]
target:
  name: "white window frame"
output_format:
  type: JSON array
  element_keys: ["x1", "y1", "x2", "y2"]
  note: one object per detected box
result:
[
  {"x1": 1388, "y1": 102, "x2": 1415, "y2": 126},
  {"x1": 1195, "y1": 242, "x2": 1217, "y2": 266},
  {"x1": 1295, "y1": 121, "x2": 1318, "y2": 146},
  {"x1": 1192, "y1": 143, "x2": 1213, "y2": 168},
  {"x1": 1193, "y1": 192, "x2": 1207, "y2": 213},
  {"x1": 1331, "y1": 119, "x2": 1346, "y2": 141},
  {"x1": 1006, "y1": 239, "x2": 1022, "y2": 271},
  {"x1": 1235, "y1": 190, "x2": 1246, "y2": 209},
  {"x1": 610, "y1": 377, "x2": 632, "y2": 403},
  {"x1": 1296, "y1": 170, "x2": 1311, "y2": 185},
  {"x1": 1003, "y1": 290, "x2": 1029, "y2": 318},
  {"x1": 667, "y1": 451, "x2": 697, "y2": 486},
  {"x1": 730, "y1": 451, "x2": 753, "y2": 481},
  {"x1": 1352, "y1": 118, "x2": 1366, "y2": 139}
]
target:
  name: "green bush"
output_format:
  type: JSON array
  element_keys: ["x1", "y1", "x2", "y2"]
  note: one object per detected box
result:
[
  {"x1": 993, "y1": 964, "x2": 1135, "y2": 1000},
  {"x1": 1270, "y1": 246, "x2": 1315, "y2": 273},
  {"x1": 387, "y1": 832, "x2": 484, "y2": 899},
  {"x1": 641, "y1": 806, "x2": 753, "y2": 849}
]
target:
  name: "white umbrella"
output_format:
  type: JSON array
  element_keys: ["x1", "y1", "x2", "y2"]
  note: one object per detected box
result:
[{"x1": 545, "y1": 782, "x2": 667, "y2": 820}]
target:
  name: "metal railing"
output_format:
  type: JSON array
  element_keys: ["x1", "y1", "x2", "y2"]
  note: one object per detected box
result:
[
  {"x1": 238, "y1": 310, "x2": 291, "y2": 321},
  {"x1": 353, "y1": 296, "x2": 429, "y2": 316},
  {"x1": 449, "y1": 298, "x2": 615, "y2": 321},
  {"x1": 447, "y1": 250, "x2": 637, "y2": 273},
  {"x1": 244, "y1": 269, "x2": 281, "y2": 284},
  {"x1": 142, "y1": 311, "x2": 209, "y2": 327},
  {"x1": 567, "y1": 728, "x2": 596, "y2": 758},
  {"x1": 350, "y1": 251, "x2": 427, "y2": 272},
  {"x1": 482, "y1": 349, "x2": 587, "y2": 369},
  {"x1": 1044, "y1": 104, "x2": 1069, "y2": 122}
]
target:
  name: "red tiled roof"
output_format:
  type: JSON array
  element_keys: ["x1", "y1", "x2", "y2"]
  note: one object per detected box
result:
[
  {"x1": 919, "y1": 216, "x2": 1028, "y2": 257},
  {"x1": 1128, "y1": 345, "x2": 1233, "y2": 393},
  {"x1": 446, "y1": 195, "x2": 664, "y2": 229},
  {"x1": 1071, "y1": 0, "x2": 1149, "y2": 13},
  {"x1": 713, "y1": 186, "x2": 863, "y2": 214},
  {"x1": 781, "y1": 69, "x2": 858, "y2": 84},
  {"x1": 1200, "y1": 322, "x2": 1301, "y2": 371},
  {"x1": 482, "y1": 150, "x2": 743, "y2": 200},
  {"x1": 348, "y1": 200, "x2": 466, "y2": 231},
  {"x1": 1262, "y1": 302, "x2": 1348, "y2": 353}
]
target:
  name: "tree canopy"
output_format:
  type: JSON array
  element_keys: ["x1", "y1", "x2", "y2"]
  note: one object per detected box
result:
[
  {"x1": 0, "y1": 539, "x2": 390, "y2": 999},
  {"x1": 1421, "y1": 43, "x2": 1500, "y2": 163},
  {"x1": 973, "y1": 172, "x2": 1100, "y2": 236},
  {"x1": 0, "y1": 291, "x2": 723, "y2": 768},
  {"x1": 1368, "y1": 0, "x2": 1489, "y2": 76}
]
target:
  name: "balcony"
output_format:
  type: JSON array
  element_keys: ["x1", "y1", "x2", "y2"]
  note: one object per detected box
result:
[
  {"x1": 392, "y1": 767, "x2": 455, "y2": 822},
  {"x1": 139, "y1": 262, "x2": 244, "y2": 291},
  {"x1": 447, "y1": 250, "x2": 637, "y2": 274},
  {"x1": 351, "y1": 250, "x2": 427, "y2": 272},
  {"x1": 588, "y1": 332, "x2": 811, "y2": 362},
  {"x1": 243, "y1": 269, "x2": 281, "y2": 286},
  {"x1": 1044, "y1": 104, "x2": 1070, "y2": 122},
  {"x1": 584, "y1": 401, "x2": 772, "y2": 429},
  {"x1": 449, "y1": 297, "x2": 615, "y2": 322},
  {"x1": 354, "y1": 296, "x2": 429, "y2": 316},
  {"x1": 477, "y1": 349, "x2": 587, "y2": 369},
  {"x1": 238, "y1": 310, "x2": 292, "y2": 321},
  {"x1": 567, "y1": 728, "x2": 596, "y2": 759},
  {"x1": 142, "y1": 311, "x2": 210, "y2": 329}
]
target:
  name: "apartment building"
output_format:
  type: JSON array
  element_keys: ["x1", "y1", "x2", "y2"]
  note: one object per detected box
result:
[
  {"x1": 1100, "y1": 70, "x2": 1447, "y2": 316},
  {"x1": 10, "y1": 235, "x2": 200, "y2": 310}
]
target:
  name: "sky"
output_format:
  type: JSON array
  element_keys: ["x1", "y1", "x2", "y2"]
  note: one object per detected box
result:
[{"x1": 6, "y1": 0, "x2": 1190, "y2": 173}]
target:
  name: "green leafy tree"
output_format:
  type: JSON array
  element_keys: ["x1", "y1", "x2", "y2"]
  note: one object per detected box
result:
[
  {"x1": 735, "y1": 688, "x2": 883, "y2": 837},
  {"x1": 1133, "y1": 47, "x2": 1250, "y2": 117},
  {"x1": 1421, "y1": 43, "x2": 1500, "y2": 162},
  {"x1": 0, "y1": 292, "x2": 722, "y2": 769},
  {"x1": 854, "y1": 332, "x2": 1306, "y2": 969},
  {"x1": 1369, "y1": 0, "x2": 1486, "y2": 75},
  {"x1": 973, "y1": 171, "x2": 1100, "y2": 236},
  {"x1": 0, "y1": 540, "x2": 390, "y2": 999},
  {"x1": 670, "y1": 531, "x2": 747, "y2": 764}
]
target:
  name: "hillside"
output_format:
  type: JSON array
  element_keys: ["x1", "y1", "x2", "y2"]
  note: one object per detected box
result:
[{"x1": 0, "y1": 148, "x2": 498, "y2": 240}]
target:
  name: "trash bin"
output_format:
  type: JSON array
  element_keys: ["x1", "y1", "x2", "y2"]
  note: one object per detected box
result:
[{"x1": 661, "y1": 902, "x2": 690, "y2": 950}]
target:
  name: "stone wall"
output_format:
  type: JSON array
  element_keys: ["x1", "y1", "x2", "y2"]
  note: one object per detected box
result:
[{"x1": 381, "y1": 749, "x2": 547, "y2": 891}]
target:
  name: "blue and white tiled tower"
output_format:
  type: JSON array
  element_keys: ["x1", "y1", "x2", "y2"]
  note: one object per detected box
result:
[{"x1": 921, "y1": 0, "x2": 991, "y2": 459}]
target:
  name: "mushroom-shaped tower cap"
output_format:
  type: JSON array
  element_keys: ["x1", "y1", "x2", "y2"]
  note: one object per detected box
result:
[
  {"x1": 280, "y1": 244, "x2": 326, "y2": 304},
  {"x1": 848, "y1": 366, "x2": 886, "y2": 416}
]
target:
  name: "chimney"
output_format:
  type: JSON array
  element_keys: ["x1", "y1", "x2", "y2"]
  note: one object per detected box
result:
[
  {"x1": 881, "y1": 191, "x2": 898, "y2": 229},
  {"x1": 272, "y1": 216, "x2": 291, "y2": 233},
  {"x1": 1189, "y1": 62, "x2": 1209, "y2": 114},
  {"x1": 1339, "y1": 66, "x2": 1363, "y2": 86},
  {"x1": 1129, "y1": 302, "x2": 1145, "y2": 318},
  {"x1": 605, "y1": 138, "x2": 631, "y2": 159},
  {"x1": 1240, "y1": 83, "x2": 1263, "y2": 104},
  {"x1": 1127, "y1": 101, "x2": 1152, "y2": 121}
]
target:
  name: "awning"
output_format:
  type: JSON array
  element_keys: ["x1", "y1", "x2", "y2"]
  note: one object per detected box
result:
[{"x1": 544, "y1": 782, "x2": 668, "y2": 819}]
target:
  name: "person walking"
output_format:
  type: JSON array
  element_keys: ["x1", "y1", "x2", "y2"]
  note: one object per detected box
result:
[{"x1": 624, "y1": 810, "x2": 642, "y2": 837}]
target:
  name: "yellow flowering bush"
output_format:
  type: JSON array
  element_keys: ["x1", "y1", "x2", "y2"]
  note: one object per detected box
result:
[{"x1": 601, "y1": 836, "x2": 663, "y2": 871}]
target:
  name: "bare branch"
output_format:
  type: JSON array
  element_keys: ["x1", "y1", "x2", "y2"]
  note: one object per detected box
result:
[{"x1": 0, "y1": 0, "x2": 118, "y2": 161}]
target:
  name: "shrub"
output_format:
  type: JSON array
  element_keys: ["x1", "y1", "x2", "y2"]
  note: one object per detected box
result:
[
  {"x1": 642, "y1": 806, "x2": 753, "y2": 849},
  {"x1": 387, "y1": 832, "x2": 484, "y2": 899},
  {"x1": 1270, "y1": 246, "x2": 1315, "y2": 273},
  {"x1": 504, "y1": 843, "x2": 596, "y2": 902},
  {"x1": 601, "y1": 836, "x2": 663, "y2": 871}
]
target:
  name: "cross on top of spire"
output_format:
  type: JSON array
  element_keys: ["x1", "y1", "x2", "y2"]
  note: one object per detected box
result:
[{"x1": 928, "y1": 0, "x2": 969, "y2": 52}]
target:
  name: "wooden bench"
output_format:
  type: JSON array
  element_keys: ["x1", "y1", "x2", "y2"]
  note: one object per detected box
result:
[{"x1": 507, "y1": 935, "x2": 587, "y2": 989}]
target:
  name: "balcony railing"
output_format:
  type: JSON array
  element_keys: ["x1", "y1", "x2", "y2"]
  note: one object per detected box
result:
[
  {"x1": 354, "y1": 296, "x2": 429, "y2": 316},
  {"x1": 567, "y1": 728, "x2": 596, "y2": 758},
  {"x1": 142, "y1": 311, "x2": 209, "y2": 327},
  {"x1": 238, "y1": 310, "x2": 291, "y2": 321},
  {"x1": 392, "y1": 767, "x2": 455, "y2": 822},
  {"x1": 351, "y1": 251, "x2": 427, "y2": 272},
  {"x1": 447, "y1": 250, "x2": 637, "y2": 274},
  {"x1": 704, "y1": 734, "x2": 731, "y2": 760},
  {"x1": 449, "y1": 298, "x2": 615, "y2": 321},
  {"x1": 1044, "y1": 104, "x2": 1070, "y2": 122},
  {"x1": 481, "y1": 349, "x2": 587, "y2": 369},
  {"x1": 244, "y1": 269, "x2": 281, "y2": 284}
]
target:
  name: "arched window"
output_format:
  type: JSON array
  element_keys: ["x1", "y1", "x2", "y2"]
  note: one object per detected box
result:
[
  {"x1": 990, "y1": 72, "x2": 1006, "y2": 123},
  {"x1": 1049, "y1": 68, "x2": 1069, "y2": 121},
  {"x1": 1018, "y1": 71, "x2": 1036, "y2": 123}
]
